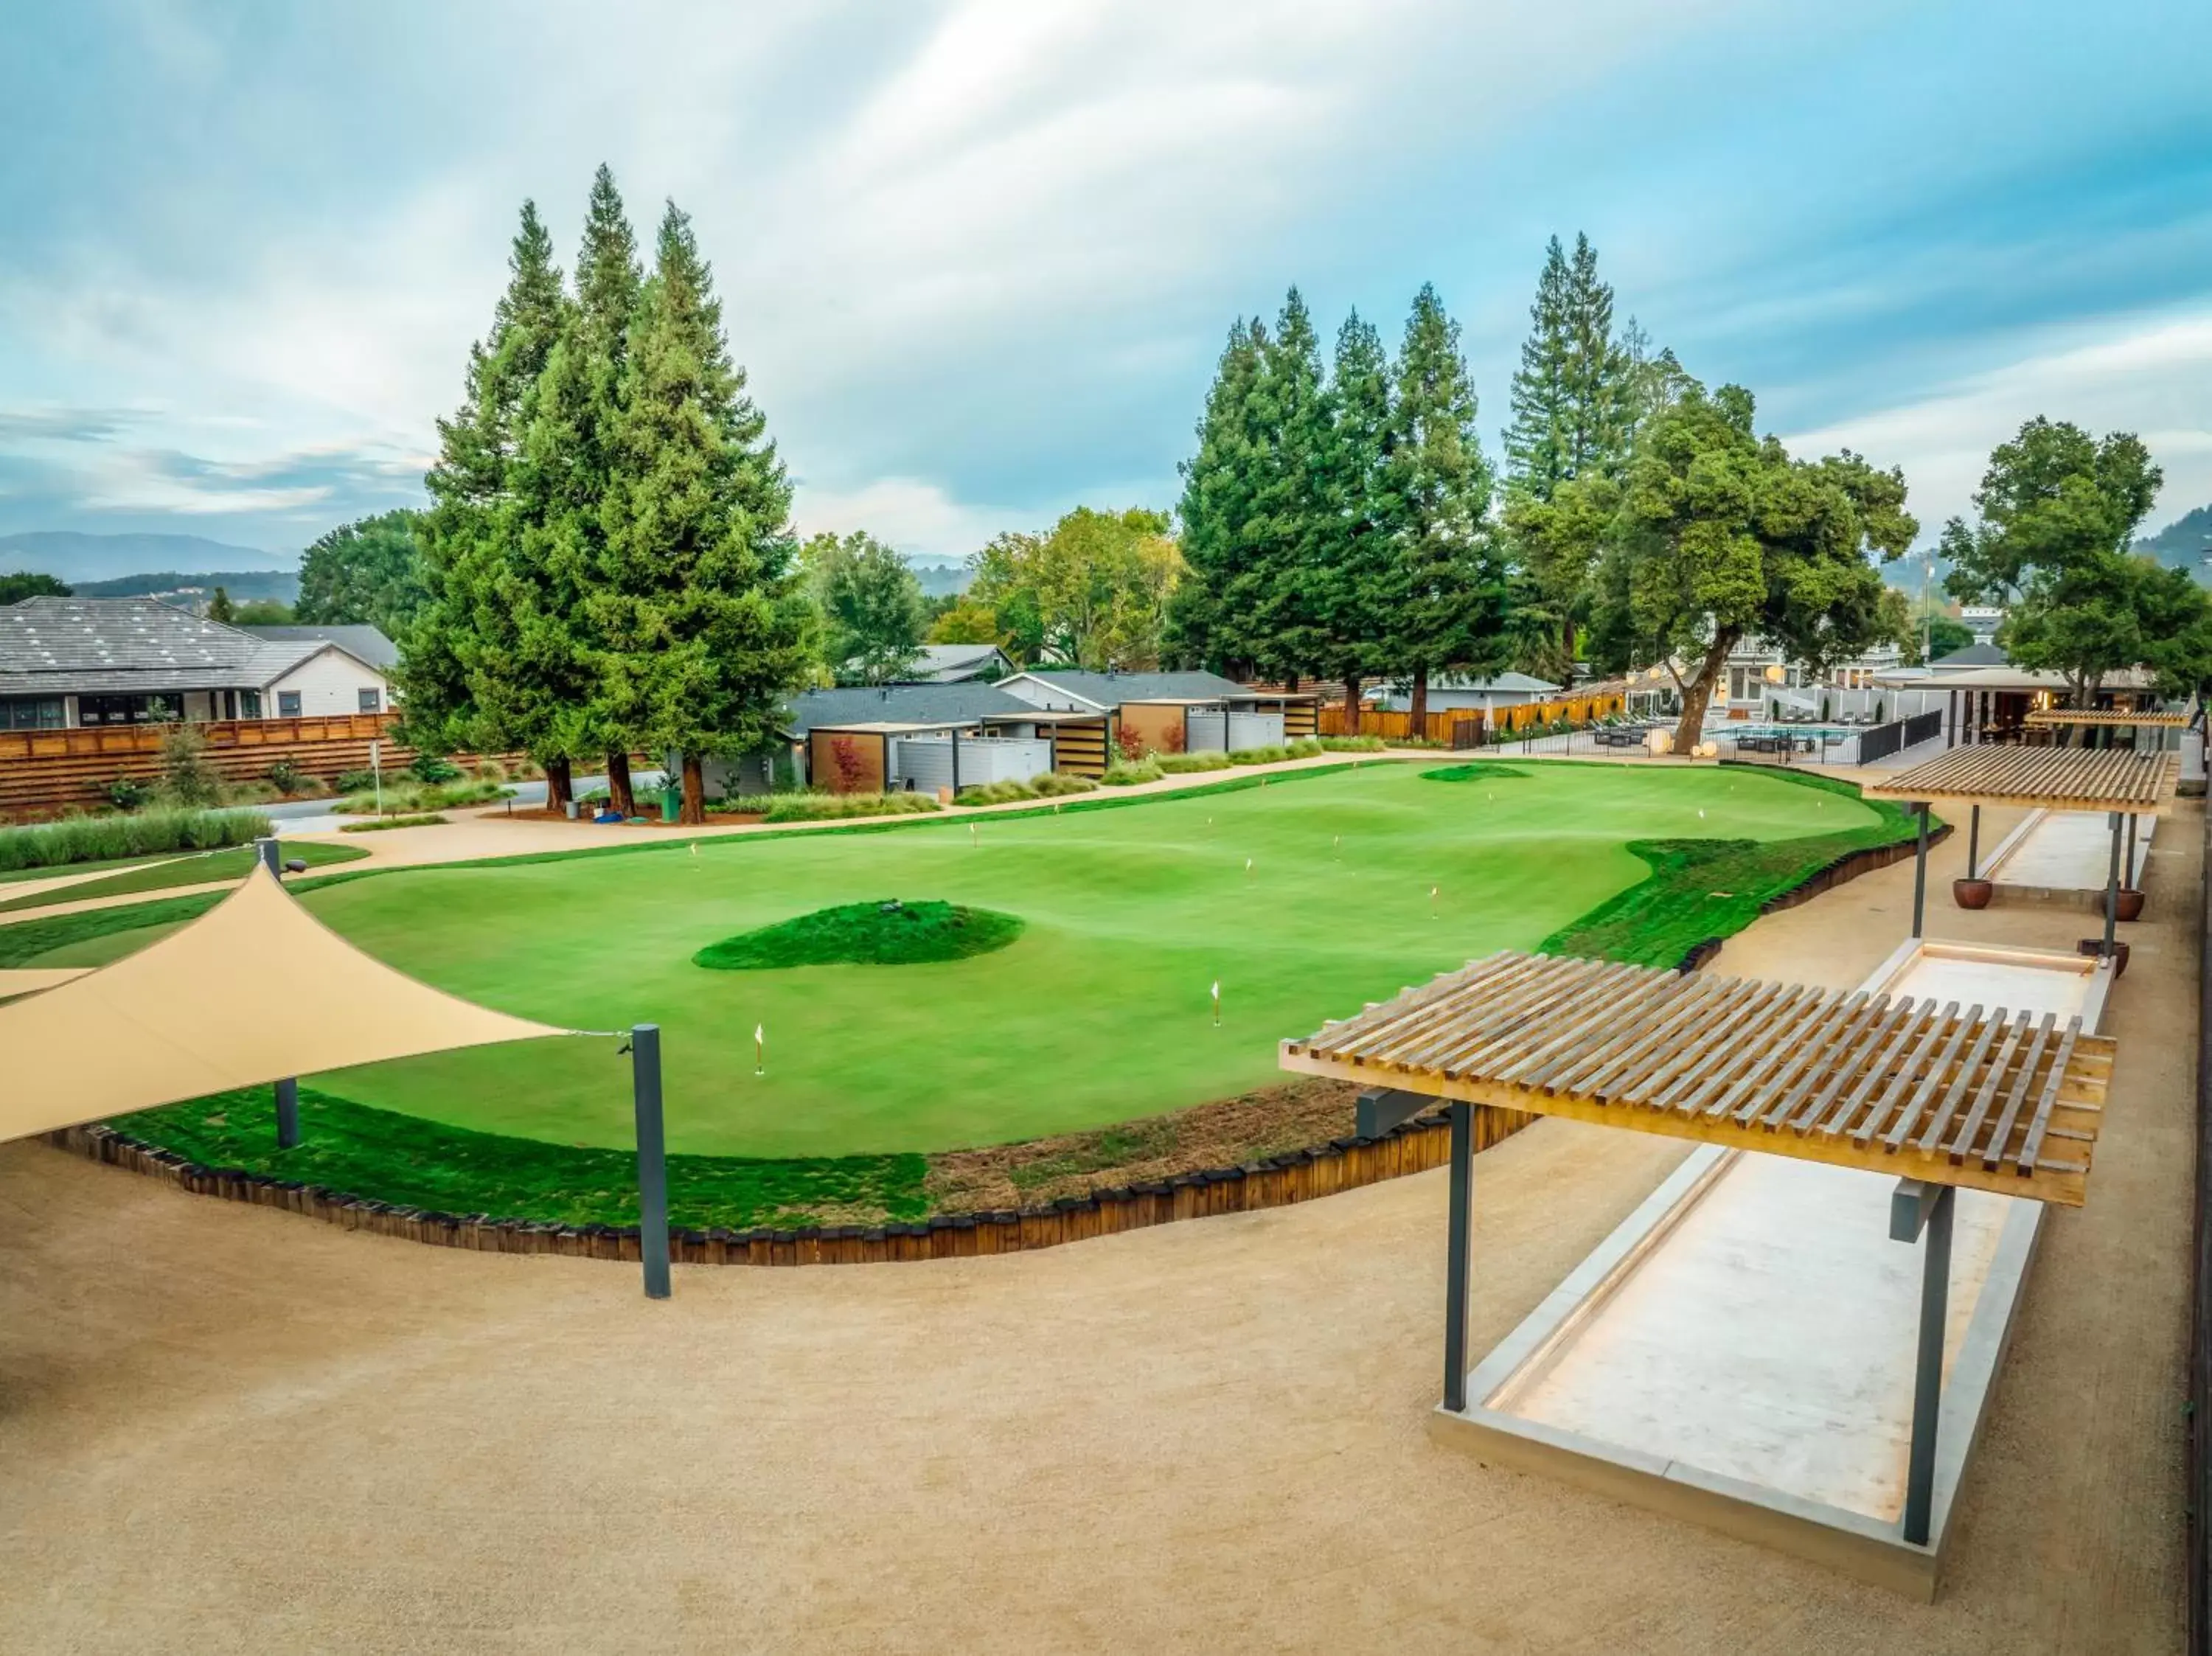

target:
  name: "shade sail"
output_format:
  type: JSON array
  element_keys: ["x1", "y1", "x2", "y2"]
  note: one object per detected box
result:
[
  {"x1": 1280, "y1": 950, "x2": 2113, "y2": 1205},
  {"x1": 0, "y1": 865, "x2": 570, "y2": 1144}
]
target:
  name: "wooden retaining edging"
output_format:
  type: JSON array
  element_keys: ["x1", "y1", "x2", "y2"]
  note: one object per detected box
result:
[{"x1": 44, "y1": 1104, "x2": 1539, "y2": 1267}]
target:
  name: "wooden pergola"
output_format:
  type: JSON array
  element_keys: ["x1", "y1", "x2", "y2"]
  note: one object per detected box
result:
[
  {"x1": 2025, "y1": 709, "x2": 2191, "y2": 729},
  {"x1": 1283, "y1": 946, "x2": 2118, "y2": 1547},
  {"x1": 1283, "y1": 951, "x2": 2111, "y2": 1204},
  {"x1": 1864, "y1": 745, "x2": 2177, "y2": 950}
]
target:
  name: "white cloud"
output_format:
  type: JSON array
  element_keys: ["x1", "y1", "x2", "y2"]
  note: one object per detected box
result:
[
  {"x1": 790, "y1": 474, "x2": 1017, "y2": 558},
  {"x1": 1784, "y1": 307, "x2": 2212, "y2": 536}
]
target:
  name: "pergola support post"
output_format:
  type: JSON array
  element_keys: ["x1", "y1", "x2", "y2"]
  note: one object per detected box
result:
[
  {"x1": 1910, "y1": 803, "x2": 1930, "y2": 939},
  {"x1": 1891, "y1": 1177, "x2": 1955, "y2": 1547},
  {"x1": 1443, "y1": 1101, "x2": 1474, "y2": 1413},
  {"x1": 2105, "y1": 810, "x2": 2124, "y2": 953},
  {"x1": 2125, "y1": 811, "x2": 2139, "y2": 894},
  {"x1": 1966, "y1": 804, "x2": 1980, "y2": 880},
  {"x1": 274, "y1": 1076, "x2": 299, "y2": 1149},
  {"x1": 632, "y1": 1023, "x2": 671, "y2": 1300}
]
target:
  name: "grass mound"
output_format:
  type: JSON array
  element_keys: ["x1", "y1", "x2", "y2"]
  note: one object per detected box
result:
[
  {"x1": 694, "y1": 899, "x2": 1023, "y2": 971},
  {"x1": 111, "y1": 1085, "x2": 928, "y2": 1231},
  {"x1": 1421, "y1": 762, "x2": 1531, "y2": 782}
]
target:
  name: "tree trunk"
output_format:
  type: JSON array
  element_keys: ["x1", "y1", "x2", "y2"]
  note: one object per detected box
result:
[
  {"x1": 1560, "y1": 616, "x2": 1577, "y2": 677},
  {"x1": 606, "y1": 750, "x2": 633, "y2": 817},
  {"x1": 1408, "y1": 667, "x2": 1430, "y2": 738},
  {"x1": 543, "y1": 755, "x2": 573, "y2": 815},
  {"x1": 1669, "y1": 631, "x2": 1737, "y2": 755},
  {"x1": 1343, "y1": 675, "x2": 1362, "y2": 735},
  {"x1": 680, "y1": 753, "x2": 706, "y2": 825}
]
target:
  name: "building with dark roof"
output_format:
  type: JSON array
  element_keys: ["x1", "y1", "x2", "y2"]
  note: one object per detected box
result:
[{"x1": 0, "y1": 596, "x2": 396, "y2": 730}]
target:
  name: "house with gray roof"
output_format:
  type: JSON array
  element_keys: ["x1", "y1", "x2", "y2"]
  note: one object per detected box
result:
[
  {"x1": 996, "y1": 667, "x2": 1319, "y2": 754},
  {"x1": 0, "y1": 596, "x2": 397, "y2": 731}
]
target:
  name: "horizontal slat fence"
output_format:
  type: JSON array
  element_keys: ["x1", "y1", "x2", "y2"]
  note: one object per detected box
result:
[{"x1": 0, "y1": 714, "x2": 518, "y2": 819}]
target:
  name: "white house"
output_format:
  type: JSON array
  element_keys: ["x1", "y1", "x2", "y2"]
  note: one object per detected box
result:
[{"x1": 0, "y1": 597, "x2": 397, "y2": 730}]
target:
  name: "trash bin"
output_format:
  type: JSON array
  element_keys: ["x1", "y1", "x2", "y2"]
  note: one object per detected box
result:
[{"x1": 661, "y1": 784, "x2": 681, "y2": 823}]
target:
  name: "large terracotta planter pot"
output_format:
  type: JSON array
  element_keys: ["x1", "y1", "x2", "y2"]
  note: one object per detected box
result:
[
  {"x1": 1952, "y1": 877, "x2": 1994, "y2": 910},
  {"x1": 2115, "y1": 887, "x2": 2146, "y2": 922},
  {"x1": 2078, "y1": 938, "x2": 2131, "y2": 978}
]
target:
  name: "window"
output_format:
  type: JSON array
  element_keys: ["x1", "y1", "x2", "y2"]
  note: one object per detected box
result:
[
  {"x1": 277, "y1": 691, "x2": 302, "y2": 717},
  {"x1": 358, "y1": 687, "x2": 382, "y2": 713},
  {"x1": 240, "y1": 689, "x2": 262, "y2": 719},
  {"x1": 78, "y1": 694, "x2": 181, "y2": 726},
  {"x1": 0, "y1": 696, "x2": 64, "y2": 731}
]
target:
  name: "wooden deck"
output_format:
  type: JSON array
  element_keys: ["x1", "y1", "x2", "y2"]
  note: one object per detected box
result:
[{"x1": 1279, "y1": 950, "x2": 2114, "y2": 1205}]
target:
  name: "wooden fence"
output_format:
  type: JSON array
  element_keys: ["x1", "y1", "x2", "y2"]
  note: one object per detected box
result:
[
  {"x1": 46, "y1": 1101, "x2": 1538, "y2": 1267},
  {"x1": 1315, "y1": 690, "x2": 1629, "y2": 744},
  {"x1": 1316, "y1": 706, "x2": 1486, "y2": 745},
  {"x1": 0, "y1": 714, "x2": 424, "y2": 819}
]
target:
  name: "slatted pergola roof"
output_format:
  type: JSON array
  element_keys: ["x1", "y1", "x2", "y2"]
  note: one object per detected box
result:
[
  {"x1": 1861, "y1": 744, "x2": 2177, "y2": 813},
  {"x1": 2024, "y1": 709, "x2": 2190, "y2": 728},
  {"x1": 1279, "y1": 951, "x2": 2112, "y2": 1204}
]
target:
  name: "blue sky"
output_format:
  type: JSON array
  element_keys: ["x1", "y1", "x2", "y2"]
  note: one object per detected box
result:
[{"x1": 2, "y1": 0, "x2": 2208, "y2": 562}]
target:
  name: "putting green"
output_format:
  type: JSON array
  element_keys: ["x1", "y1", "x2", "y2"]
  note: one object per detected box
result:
[{"x1": 283, "y1": 761, "x2": 1885, "y2": 1159}]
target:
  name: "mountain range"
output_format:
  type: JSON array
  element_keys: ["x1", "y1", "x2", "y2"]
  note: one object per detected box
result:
[{"x1": 0, "y1": 530, "x2": 288, "y2": 584}]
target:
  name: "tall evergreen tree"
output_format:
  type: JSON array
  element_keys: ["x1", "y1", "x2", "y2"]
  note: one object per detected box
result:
[
  {"x1": 1247, "y1": 289, "x2": 1332, "y2": 687},
  {"x1": 399, "y1": 201, "x2": 565, "y2": 787},
  {"x1": 599, "y1": 202, "x2": 812, "y2": 822},
  {"x1": 1384, "y1": 285, "x2": 1505, "y2": 727},
  {"x1": 1503, "y1": 234, "x2": 1635, "y2": 667},
  {"x1": 535, "y1": 164, "x2": 647, "y2": 811},
  {"x1": 1308, "y1": 309, "x2": 1398, "y2": 708},
  {"x1": 1167, "y1": 319, "x2": 1268, "y2": 670}
]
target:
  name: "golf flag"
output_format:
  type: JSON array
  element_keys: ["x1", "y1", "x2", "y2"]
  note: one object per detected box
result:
[
  {"x1": 754, "y1": 1023, "x2": 765, "y2": 1076},
  {"x1": 1211, "y1": 980, "x2": 1221, "y2": 1026}
]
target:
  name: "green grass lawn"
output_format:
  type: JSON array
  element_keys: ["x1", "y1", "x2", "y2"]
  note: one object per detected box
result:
[
  {"x1": 0, "y1": 840, "x2": 364, "y2": 914},
  {"x1": 122, "y1": 758, "x2": 1893, "y2": 1161}
]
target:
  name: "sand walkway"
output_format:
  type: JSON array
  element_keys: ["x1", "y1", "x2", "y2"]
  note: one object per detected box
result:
[{"x1": 0, "y1": 795, "x2": 2195, "y2": 1652}]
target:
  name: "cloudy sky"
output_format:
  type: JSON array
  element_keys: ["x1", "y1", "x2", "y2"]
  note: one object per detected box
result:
[{"x1": 2, "y1": 0, "x2": 2208, "y2": 563}]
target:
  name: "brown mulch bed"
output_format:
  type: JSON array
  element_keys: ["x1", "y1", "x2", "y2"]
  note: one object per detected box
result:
[{"x1": 922, "y1": 1076, "x2": 1366, "y2": 1214}]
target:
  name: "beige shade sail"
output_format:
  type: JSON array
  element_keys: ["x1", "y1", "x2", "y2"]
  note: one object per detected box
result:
[{"x1": 0, "y1": 865, "x2": 572, "y2": 1144}]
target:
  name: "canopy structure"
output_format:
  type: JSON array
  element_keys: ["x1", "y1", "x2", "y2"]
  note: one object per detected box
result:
[
  {"x1": 2024, "y1": 709, "x2": 2190, "y2": 728},
  {"x1": 1280, "y1": 950, "x2": 2112, "y2": 1204},
  {"x1": 0, "y1": 864, "x2": 569, "y2": 1144},
  {"x1": 1861, "y1": 745, "x2": 2176, "y2": 814}
]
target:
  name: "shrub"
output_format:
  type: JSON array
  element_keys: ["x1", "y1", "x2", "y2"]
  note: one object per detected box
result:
[
  {"x1": 1099, "y1": 759, "x2": 1163, "y2": 786},
  {"x1": 953, "y1": 779, "x2": 1040, "y2": 807},
  {"x1": 407, "y1": 753, "x2": 462, "y2": 784},
  {"x1": 159, "y1": 723, "x2": 220, "y2": 807},
  {"x1": 1156, "y1": 752, "x2": 1233, "y2": 774},
  {"x1": 1030, "y1": 770, "x2": 1097, "y2": 796},
  {"x1": 1113, "y1": 723, "x2": 1150, "y2": 763},
  {"x1": 1316, "y1": 734, "x2": 1385, "y2": 752},
  {"x1": 106, "y1": 776, "x2": 153, "y2": 812},
  {"x1": 333, "y1": 768, "x2": 379, "y2": 796},
  {"x1": 760, "y1": 792, "x2": 942, "y2": 824},
  {"x1": 0, "y1": 806, "x2": 273, "y2": 873},
  {"x1": 333, "y1": 778, "x2": 509, "y2": 815},
  {"x1": 265, "y1": 759, "x2": 305, "y2": 796},
  {"x1": 1227, "y1": 744, "x2": 1290, "y2": 765},
  {"x1": 1285, "y1": 737, "x2": 1324, "y2": 759},
  {"x1": 473, "y1": 759, "x2": 508, "y2": 784},
  {"x1": 338, "y1": 813, "x2": 448, "y2": 832}
]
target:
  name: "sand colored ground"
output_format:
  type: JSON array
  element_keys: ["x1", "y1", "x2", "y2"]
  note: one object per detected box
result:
[{"x1": 0, "y1": 796, "x2": 2195, "y2": 1653}]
